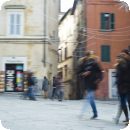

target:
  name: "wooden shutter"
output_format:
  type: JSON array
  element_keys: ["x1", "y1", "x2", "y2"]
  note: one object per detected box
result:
[
  {"x1": 101, "y1": 13, "x2": 105, "y2": 30},
  {"x1": 101, "y1": 45, "x2": 110, "y2": 62},
  {"x1": 10, "y1": 14, "x2": 15, "y2": 35},
  {"x1": 110, "y1": 13, "x2": 115, "y2": 30}
]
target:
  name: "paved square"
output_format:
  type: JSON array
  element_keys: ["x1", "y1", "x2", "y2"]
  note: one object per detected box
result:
[{"x1": 0, "y1": 94, "x2": 127, "y2": 130}]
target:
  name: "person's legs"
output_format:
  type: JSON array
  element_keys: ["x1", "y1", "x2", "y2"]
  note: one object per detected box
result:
[
  {"x1": 59, "y1": 89, "x2": 63, "y2": 100},
  {"x1": 55, "y1": 88, "x2": 59, "y2": 99},
  {"x1": 89, "y1": 91, "x2": 98, "y2": 117},
  {"x1": 120, "y1": 94, "x2": 129, "y2": 122},
  {"x1": 80, "y1": 92, "x2": 89, "y2": 117},
  {"x1": 44, "y1": 91, "x2": 48, "y2": 99},
  {"x1": 51, "y1": 88, "x2": 56, "y2": 99}
]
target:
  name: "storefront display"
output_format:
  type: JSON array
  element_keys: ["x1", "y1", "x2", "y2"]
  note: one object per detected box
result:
[
  {"x1": 0, "y1": 71, "x2": 5, "y2": 92},
  {"x1": 24, "y1": 72, "x2": 28, "y2": 91}
]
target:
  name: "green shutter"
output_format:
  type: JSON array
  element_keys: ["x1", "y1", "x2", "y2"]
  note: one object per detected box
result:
[
  {"x1": 101, "y1": 45, "x2": 110, "y2": 62},
  {"x1": 101, "y1": 13, "x2": 105, "y2": 30},
  {"x1": 110, "y1": 13, "x2": 115, "y2": 30}
]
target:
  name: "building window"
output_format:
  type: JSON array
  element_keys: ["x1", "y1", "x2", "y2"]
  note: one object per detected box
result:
[
  {"x1": 52, "y1": 31, "x2": 55, "y2": 41},
  {"x1": 101, "y1": 13, "x2": 115, "y2": 30},
  {"x1": 129, "y1": 46, "x2": 130, "y2": 51},
  {"x1": 65, "y1": 47, "x2": 67, "y2": 59},
  {"x1": 101, "y1": 45, "x2": 110, "y2": 62},
  {"x1": 65, "y1": 65, "x2": 67, "y2": 77},
  {"x1": 8, "y1": 12, "x2": 23, "y2": 36}
]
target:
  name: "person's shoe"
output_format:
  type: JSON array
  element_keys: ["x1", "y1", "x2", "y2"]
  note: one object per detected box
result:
[
  {"x1": 115, "y1": 118, "x2": 119, "y2": 124},
  {"x1": 123, "y1": 117, "x2": 129, "y2": 122},
  {"x1": 59, "y1": 99, "x2": 62, "y2": 101},
  {"x1": 125, "y1": 121, "x2": 129, "y2": 125},
  {"x1": 91, "y1": 115, "x2": 98, "y2": 119}
]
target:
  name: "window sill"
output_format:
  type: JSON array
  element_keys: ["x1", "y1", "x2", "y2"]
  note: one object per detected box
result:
[{"x1": 99, "y1": 29, "x2": 114, "y2": 32}]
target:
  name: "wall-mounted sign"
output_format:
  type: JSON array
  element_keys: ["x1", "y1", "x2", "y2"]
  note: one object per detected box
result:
[{"x1": 5, "y1": 60, "x2": 24, "y2": 63}]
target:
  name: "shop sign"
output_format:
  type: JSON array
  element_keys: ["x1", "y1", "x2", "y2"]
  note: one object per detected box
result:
[{"x1": 5, "y1": 60, "x2": 24, "y2": 63}]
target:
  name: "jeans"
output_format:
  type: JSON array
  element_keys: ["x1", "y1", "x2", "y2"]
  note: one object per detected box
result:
[
  {"x1": 25, "y1": 86, "x2": 35, "y2": 99},
  {"x1": 51, "y1": 88, "x2": 59, "y2": 99},
  {"x1": 59, "y1": 89, "x2": 64, "y2": 100},
  {"x1": 119, "y1": 93, "x2": 127, "y2": 108},
  {"x1": 81, "y1": 91, "x2": 98, "y2": 116},
  {"x1": 126, "y1": 92, "x2": 130, "y2": 111}
]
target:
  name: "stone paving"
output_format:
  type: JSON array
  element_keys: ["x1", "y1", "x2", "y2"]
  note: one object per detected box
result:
[{"x1": 0, "y1": 93, "x2": 128, "y2": 130}]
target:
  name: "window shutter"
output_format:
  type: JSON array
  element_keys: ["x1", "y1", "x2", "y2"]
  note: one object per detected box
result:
[
  {"x1": 101, "y1": 13, "x2": 105, "y2": 30},
  {"x1": 16, "y1": 14, "x2": 21, "y2": 35},
  {"x1": 129, "y1": 46, "x2": 130, "y2": 51},
  {"x1": 110, "y1": 13, "x2": 115, "y2": 30},
  {"x1": 10, "y1": 14, "x2": 15, "y2": 35},
  {"x1": 101, "y1": 45, "x2": 110, "y2": 62}
]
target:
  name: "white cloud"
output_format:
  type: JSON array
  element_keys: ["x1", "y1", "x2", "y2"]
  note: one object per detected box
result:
[
  {"x1": 0, "y1": 121, "x2": 10, "y2": 130},
  {"x1": 61, "y1": 0, "x2": 74, "y2": 12}
]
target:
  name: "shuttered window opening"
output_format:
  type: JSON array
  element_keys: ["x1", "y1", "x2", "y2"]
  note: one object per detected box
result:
[
  {"x1": 9, "y1": 13, "x2": 22, "y2": 35},
  {"x1": 100, "y1": 13, "x2": 115, "y2": 30},
  {"x1": 101, "y1": 45, "x2": 110, "y2": 62},
  {"x1": 129, "y1": 46, "x2": 130, "y2": 51}
]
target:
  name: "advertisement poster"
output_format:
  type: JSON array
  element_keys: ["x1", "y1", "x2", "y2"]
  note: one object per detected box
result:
[{"x1": 6, "y1": 70, "x2": 15, "y2": 91}]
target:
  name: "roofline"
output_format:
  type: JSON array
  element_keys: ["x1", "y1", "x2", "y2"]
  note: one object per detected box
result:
[
  {"x1": 59, "y1": 8, "x2": 71, "y2": 25},
  {"x1": 71, "y1": 0, "x2": 78, "y2": 15}
]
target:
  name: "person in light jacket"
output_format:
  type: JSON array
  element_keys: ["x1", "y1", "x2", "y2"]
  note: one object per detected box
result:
[{"x1": 42, "y1": 76, "x2": 50, "y2": 99}]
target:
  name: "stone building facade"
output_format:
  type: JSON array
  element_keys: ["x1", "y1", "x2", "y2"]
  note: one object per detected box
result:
[
  {"x1": 58, "y1": 0, "x2": 85, "y2": 100},
  {"x1": 0, "y1": 0, "x2": 59, "y2": 93}
]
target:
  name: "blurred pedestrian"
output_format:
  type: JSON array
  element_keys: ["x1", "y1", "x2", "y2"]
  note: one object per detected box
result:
[
  {"x1": 77, "y1": 51, "x2": 103, "y2": 119},
  {"x1": 120, "y1": 49, "x2": 130, "y2": 125},
  {"x1": 26, "y1": 72, "x2": 36, "y2": 101},
  {"x1": 32, "y1": 76, "x2": 38, "y2": 96},
  {"x1": 58, "y1": 76, "x2": 65, "y2": 101},
  {"x1": 114, "y1": 54, "x2": 129, "y2": 124},
  {"x1": 51, "y1": 76, "x2": 59, "y2": 100},
  {"x1": 42, "y1": 76, "x2": 50, "y2": 99}
]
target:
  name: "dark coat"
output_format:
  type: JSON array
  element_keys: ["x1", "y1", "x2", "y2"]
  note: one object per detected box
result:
[
  {"x1": 118, "y1": 60, "x2": 130, "y2": 93},
  {"x1": 42, "y1": 78, "x2": 50, "y2": 91},
  {"x1": 27, "y1": 77, "x2": 34, "y2": 86},
  {"x1": 77, "y1": 60, "x2": 103, "y2": 91}
]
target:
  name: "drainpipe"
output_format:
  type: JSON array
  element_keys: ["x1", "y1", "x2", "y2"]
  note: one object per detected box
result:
[{"x1": 43, "y1": 0, "x2": 46, "y2": 67}]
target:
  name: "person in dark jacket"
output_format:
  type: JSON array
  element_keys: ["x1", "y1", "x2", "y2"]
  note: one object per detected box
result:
[
  {"x1": 51, "y1": 77, "x2": 59, "y2": 100},
  {"x1": 42, "y1": 76, "x2": 50, "y2": 99},
  {"x1": 121, "y1": 49, "x2": 130, "y2": 125},
  {"x1": 114, "y1": 54, "x2": 129, "y2": 124},
  {"x1": 78, "y1": 52, "x2": 103, "y2": 119},
  {"x1": 26, "y1": 72, "x2": 36, "y2": 100}
]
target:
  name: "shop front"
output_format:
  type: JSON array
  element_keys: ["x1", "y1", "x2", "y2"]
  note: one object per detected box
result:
[{"x1": 0, "y1": 57, "x2": 28, "y2": 92}]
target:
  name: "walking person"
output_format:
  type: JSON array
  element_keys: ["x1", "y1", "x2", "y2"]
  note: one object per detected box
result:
[
  {"x1": 120, "y1": 49, "x2": 130, "y2": 125},
  {"x1": 114, "y1": 54, "x2": 129, "y2": 124},
  {"x1": 42, "y1": 76, "x2": 50, "y2": 99},
  {"x1": 77, "y1": 51, "x2": 103, "y2": 119},
  {"x1": 51, "y1": 76, "x2": 59, "y2": 100},
  {"x1": 26, "y1": 72, "x2": 36, "y2": 101}
]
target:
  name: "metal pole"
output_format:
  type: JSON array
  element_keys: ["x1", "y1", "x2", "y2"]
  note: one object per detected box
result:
[{"x1": 44, "y1": 0, "x2": 46, "y2": 67}]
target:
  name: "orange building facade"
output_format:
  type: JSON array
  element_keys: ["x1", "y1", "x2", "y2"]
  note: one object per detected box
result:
[{"x1": 84, "y1": 0, "x2": 130, "y2": 99}]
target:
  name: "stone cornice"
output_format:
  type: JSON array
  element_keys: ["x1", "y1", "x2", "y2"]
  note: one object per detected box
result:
[{"x1": 5, "y1": 5, "x2": 26, "y2": 9}]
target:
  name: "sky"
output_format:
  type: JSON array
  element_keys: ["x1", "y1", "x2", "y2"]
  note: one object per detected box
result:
[{"x1": 61, "y1": 0, "x2": 74, "y2": 12}]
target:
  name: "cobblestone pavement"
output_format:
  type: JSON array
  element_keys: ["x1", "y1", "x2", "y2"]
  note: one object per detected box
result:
[{"x1": 0, "y1": 94, "x2": 127, "y2": 130}]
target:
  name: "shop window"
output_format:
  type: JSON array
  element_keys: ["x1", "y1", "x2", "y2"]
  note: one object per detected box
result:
[
  {"x1": 101, "y1": 45, "x2": 110, "y2": 62},
  {"x1": 8, "y1": 12, "x2": 23, "y2": 36},
  {"x1": 100, "y1": 13, "x2": 115, "y2": 30}
]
